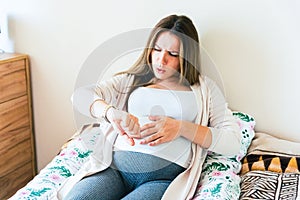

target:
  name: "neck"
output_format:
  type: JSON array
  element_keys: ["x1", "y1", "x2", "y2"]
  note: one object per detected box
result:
[
  {"x1": 154, "y1": 77, "x2": 191, "y2": 91},
  {"x1": 157, "y1": 76, "x2": 178, "y2": 85}
]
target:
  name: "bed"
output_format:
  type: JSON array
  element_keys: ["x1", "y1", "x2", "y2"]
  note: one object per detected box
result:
[{"x1": 9, "y1": 111, "x2": 300, "y2": 200}]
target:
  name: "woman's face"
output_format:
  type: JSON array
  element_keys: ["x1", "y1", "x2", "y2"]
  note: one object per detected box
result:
[{"x1": 151, "y1": 31, "x2": 181, "y2": 81}]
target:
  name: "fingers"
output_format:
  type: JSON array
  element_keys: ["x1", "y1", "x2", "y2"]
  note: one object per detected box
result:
[
  {"x1": 140, "y1": 122, "x2": 157, "y2": 137},
  {"x1": 148, "y1": 115, "x2": 161, "y2": 121},
  {"x1": 140, "y1": 115, "x2": 163, "y2": 137},
  {"x1": 110, "y1": 111, "x2": 141, "y2": 147},
  {"x1": 140, "y1": 116, "x2": 180, "y2": 146},
  {"x1": 111, "y1": 119, "x2": 125, "y2": 135},
  {"x1": 140, "y1": 132, "x2": 164, "y2": 146},
  {"x1": 121, "y1": 114, "x2": 140, "y2": 138},
  {"x1": 111, "y1": 113, "x2": 177, "y2": 147},
  {"x1": 140, "y1": 117, "x2": 163, "y2": 146},
  {"x1": 111, "y1": 120, "x2": 136, "y2": 146},
  {"x1": 122, "y1": 133, "x2": 135, "y2": 146}
]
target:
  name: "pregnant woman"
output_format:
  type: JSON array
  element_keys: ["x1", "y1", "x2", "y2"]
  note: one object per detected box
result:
[{"x1": 67, "y1": 14, "x2": 240, "y2": 200}]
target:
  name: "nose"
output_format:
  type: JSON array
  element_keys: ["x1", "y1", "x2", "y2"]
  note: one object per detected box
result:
[{"x1": 159, "y1": 50, "x2": 168, "y2": 65}]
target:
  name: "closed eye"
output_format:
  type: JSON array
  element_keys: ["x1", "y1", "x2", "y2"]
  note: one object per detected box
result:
[
  {"x1": 153, "y1": 44, "x2": 179, "y2": 57},
  {"x1": 153, "y1": 45, "x2": 161, "y2": 52},
  {"x1": 169, "y1": 51, "x2": 179, "y2": 57}
]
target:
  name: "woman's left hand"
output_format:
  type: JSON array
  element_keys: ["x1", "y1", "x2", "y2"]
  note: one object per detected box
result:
[{"x1": 140, "y1": 115, "x2": 181, "y2": 146}]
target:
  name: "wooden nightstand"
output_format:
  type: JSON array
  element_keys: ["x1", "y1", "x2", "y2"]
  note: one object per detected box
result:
[{"x1": 0, "y1": 53, "x2": 36, "y2": 199}]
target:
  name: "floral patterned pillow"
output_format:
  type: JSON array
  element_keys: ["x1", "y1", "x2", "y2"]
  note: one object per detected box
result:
[
  {"x1": 192, "y1": 111, "x2": 255, "y2": 200},
  {"x1": 10, "y1": 112, "x2": 255, "y2": 200},
  {"x1": 9, "y1": 124, "x2": 102, "y2": 200}
]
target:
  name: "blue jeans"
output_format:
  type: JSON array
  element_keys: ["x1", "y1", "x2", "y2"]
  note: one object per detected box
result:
[{"x1": 65, "y1": 151, "x2": 185, "y2": 200}]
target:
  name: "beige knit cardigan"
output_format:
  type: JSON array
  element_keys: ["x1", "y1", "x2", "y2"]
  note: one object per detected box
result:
[{"x1": 57, "y1": 74, "x2": 239, "y2": 199}]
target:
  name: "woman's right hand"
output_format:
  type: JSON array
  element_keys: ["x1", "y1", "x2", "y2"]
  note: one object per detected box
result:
[{"x1": 106, "y1": 107, "x2": 141, "y2": 146}]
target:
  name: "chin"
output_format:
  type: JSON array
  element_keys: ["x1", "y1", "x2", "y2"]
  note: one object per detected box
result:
[{"x1": 154, "y1": 74, "x2": 166, "y2": 80}]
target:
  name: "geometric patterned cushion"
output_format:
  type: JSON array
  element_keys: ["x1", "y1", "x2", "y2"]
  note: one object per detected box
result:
[
  {"x1": 240, "y1": 170, "x2": 300, "y2": 199},
  {"x1": 242, "y1": 154, "x2": 300, "y2": 174},
  {"x1": 241, "y1": 131, "x2": 300, "y2": 175}
]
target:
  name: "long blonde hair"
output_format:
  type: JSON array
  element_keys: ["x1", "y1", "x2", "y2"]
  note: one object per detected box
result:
[{"x1": 116, "y1": 14, "x2": 202, "y2": 101}]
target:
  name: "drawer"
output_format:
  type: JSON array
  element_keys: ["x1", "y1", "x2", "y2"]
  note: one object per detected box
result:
[
  {"x1": 0, "y1": 95, "x2": 29, "y2": 134},
  {"x1": 0, "y1": 162, "x2": 33, "y2": 199},
  {"x1": 0, "y1": 138, "x2": 32, "y2": 175},
  {"x1": 0, "y1": 126, "x2": 31, "y2": 155},
  {"x1": 0, "y1": 59, "x2": 27, "y2": 103}
]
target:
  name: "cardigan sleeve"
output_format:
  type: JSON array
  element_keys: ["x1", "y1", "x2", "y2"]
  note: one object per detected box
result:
[
  {"x1": 71, "y1": 74, "x2": 129, "y2": 118},
  {"x1": 205, "y1": 77, "x2": 241, "y2": 156}
]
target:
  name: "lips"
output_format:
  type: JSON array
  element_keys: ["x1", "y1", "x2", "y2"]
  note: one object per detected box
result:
[{"x1": 156, "y1": 68, "x2": 166, "y2": 74}]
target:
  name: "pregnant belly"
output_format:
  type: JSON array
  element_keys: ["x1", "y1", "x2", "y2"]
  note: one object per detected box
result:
[{"x1": 114, "y1": 115, "x2": 191, "y2": 166}]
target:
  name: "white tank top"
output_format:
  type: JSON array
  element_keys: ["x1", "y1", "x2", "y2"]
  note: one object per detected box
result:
[{"x1": 113, "y1": 87, "x2": 198, "y2": 168}]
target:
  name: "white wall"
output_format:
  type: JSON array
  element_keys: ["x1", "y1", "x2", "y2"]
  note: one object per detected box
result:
[{"x1": 1, "y1": 0, "x2": 299, "y2": 171}]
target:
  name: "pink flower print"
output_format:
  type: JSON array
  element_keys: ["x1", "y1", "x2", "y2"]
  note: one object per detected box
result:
[
  {"x1": 69, "y1": 150, "x2": 78, "y2": 157},
  {"x1": 49, "y1": 174, "x2": 61, "y2": 182},
  {"x1": 250, "y1": 123, "x2": 255, "y2": 130},
  {"x1": 60, "y1": 152, "x2": 66, "y2": 156},
  {"x1": 237, "y1": 120, "x2": 242, "y2": 129},
  {"x1": 20, "y1": 190, "x2": 30, "y2": 196},
  {"x1": 236, "y1": 153, "x2": 243, "y2": 161},
  {"x1": 212, "y1": 171, "x2": 222, "y2": 177},
  {"x1": 229, "y1": 171, "x2": 237, "y2": 176}
]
